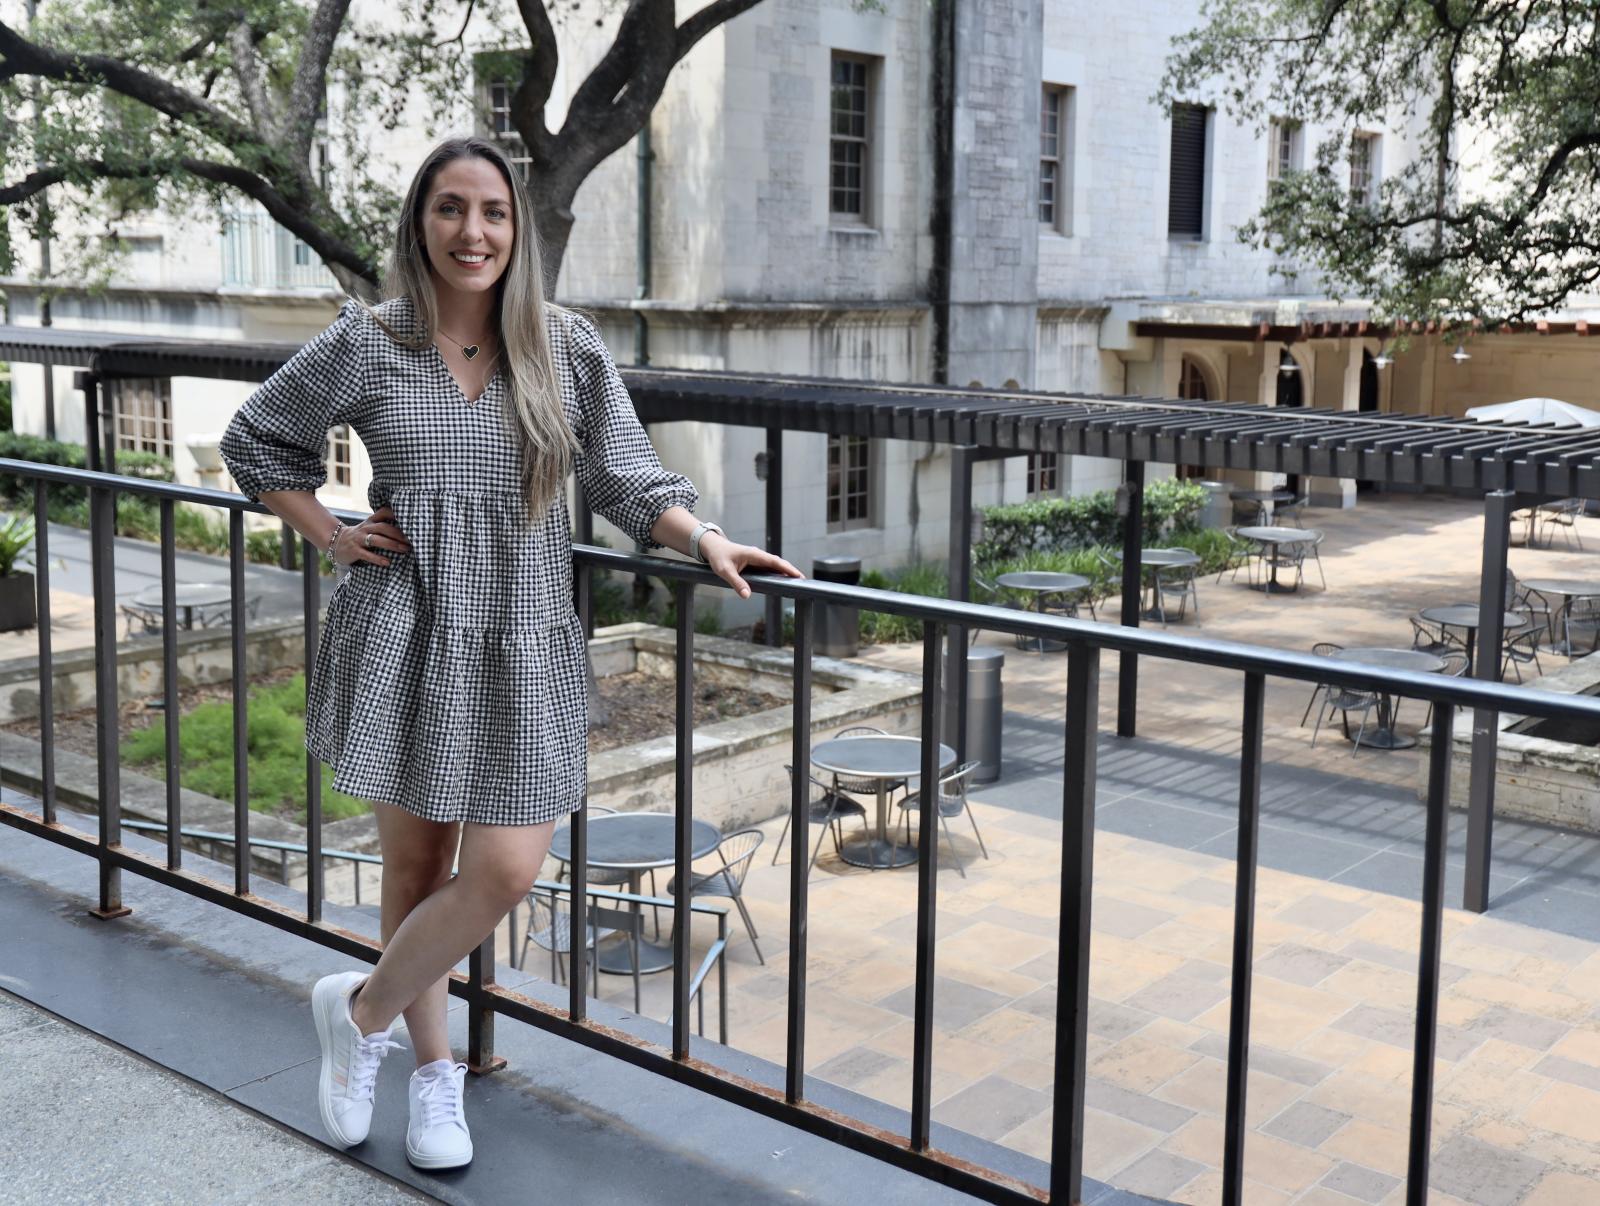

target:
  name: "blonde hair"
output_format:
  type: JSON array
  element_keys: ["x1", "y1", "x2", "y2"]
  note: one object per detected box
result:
[{"x1": 373, "y1": 135, "x2": 578, "y2": 521}]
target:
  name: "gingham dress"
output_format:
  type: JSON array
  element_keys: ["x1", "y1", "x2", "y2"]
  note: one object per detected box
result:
[{"x1": 219, "y1": 297, "x2": 698, "y2": 825}]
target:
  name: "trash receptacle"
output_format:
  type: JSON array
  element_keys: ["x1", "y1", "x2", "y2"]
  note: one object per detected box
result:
[
  {"x1": 944, "y1": 647, "x2": 1004, "y2": 783},
  {"x1": 812, "y1": 555, "x2": 861, "y2": 657},
  {"x1": 1198, "y1": 480, "x2": 1233, "y2": 531}
]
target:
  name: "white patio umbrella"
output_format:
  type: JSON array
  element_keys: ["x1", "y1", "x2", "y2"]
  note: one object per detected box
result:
[{"x1": 1465, "y1": 397, "x2": 1600, "y2": 427}]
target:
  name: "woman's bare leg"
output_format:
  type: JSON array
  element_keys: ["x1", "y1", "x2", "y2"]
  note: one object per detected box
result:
[
  {"x1": 351, "y1": 817, "x2": 557, "y2": 1037},
  {"x1": 371, "y1": 801, "x2": 461, "y2": 1066}
]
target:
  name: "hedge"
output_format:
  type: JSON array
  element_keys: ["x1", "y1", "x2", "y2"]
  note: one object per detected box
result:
[{"x1": 973, "y1": 478, "x2": 1206, "y2": 563}]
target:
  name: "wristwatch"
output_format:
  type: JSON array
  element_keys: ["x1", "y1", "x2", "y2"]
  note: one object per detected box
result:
[{"x1": 688, "y1": 521, "x2": 724, "y2": 564}]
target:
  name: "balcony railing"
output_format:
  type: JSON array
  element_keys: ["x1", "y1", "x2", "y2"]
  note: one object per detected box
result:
[
  {"x1": 4, "y1": 458, "x2": 1600, "y2": 1205},
  {"x1": 220, "y1": 209, "x2": 338, "y2": 291}
]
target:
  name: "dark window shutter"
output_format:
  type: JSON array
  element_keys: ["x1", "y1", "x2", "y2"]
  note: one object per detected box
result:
[{"x1": 1168, "y1": 104, "x2": 1207, "y2": 238}]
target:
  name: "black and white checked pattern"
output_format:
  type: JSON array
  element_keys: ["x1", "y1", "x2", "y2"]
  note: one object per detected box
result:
[{"x1": 220, "y1": 298, "x2": 698, "y2": 825}]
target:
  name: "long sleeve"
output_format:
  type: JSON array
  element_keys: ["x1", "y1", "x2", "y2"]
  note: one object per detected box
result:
[
  {"x1": 567, "y1": 314, "x2": 698, "y2": 548},
  {"x1": 220, "y1": 300, "x2": 368, "y2": 501}
]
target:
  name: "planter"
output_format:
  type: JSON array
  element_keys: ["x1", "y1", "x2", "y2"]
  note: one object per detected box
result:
[{"x1": 0, "y1": 572, "x2": 35, "y2": 632}]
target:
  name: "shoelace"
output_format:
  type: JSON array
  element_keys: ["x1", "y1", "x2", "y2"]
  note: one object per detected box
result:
[
  {"x1": 415, "y1": 1065, "x2": 467, "y2": 1129},
  {"x1": 346, "y1": 1031, "x2": 405, "y2": 1102}
]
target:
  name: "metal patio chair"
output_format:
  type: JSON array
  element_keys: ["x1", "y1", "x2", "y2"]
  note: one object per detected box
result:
[
  {"x1": 830, "y1": 725, "x2": 906, "y2": 801},
  {"x1": 1303, "y1": 529, "x2": 1328, "y2": 590},
  {"x1": 1537, "y1": 498, "x2": 1585, "y2": 550},
  {"x1": 1300, "y1": 642, "x2": 1343, "y2": 728},
  {"x1": 1500, "y1": 623, "x2": 1544, "y2": 683},
  {"x1": 667, "y1": 827, "x2": 765, "y2": 964},
  {"x1": 519, "y1": 882, "x2": 645, "y2": 1012},
  {"x1": 895, "y1": 760, "x2": 988, "y2": 878},
  {"x1": 1214, "y1": 527, "x2": 1259, "y2": 586},
  {"x1": 773, "y1": 764, "x2": 869, "y2": 871},
  {"x1": 1306, "y1": 644, "x2": 1378, "y2": 754}
]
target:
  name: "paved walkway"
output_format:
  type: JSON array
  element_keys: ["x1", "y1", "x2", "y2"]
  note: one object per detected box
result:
[{"x1": 0, "y1": 990, "x2": 419, "y2": 1205}]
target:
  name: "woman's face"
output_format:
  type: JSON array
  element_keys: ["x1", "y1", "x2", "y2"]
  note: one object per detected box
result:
[{"x1": 420, "y1": 155, "x2": 515, "y2": 302}]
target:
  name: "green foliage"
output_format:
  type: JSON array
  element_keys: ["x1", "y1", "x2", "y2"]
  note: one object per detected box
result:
[
  {"x1": 859, "y1": 564, "x2": 948, "y2": 645},
  {"x1": 0, "y1": 370, "x2": 12, "y2": 431},
  {"x1": 1161, "y1": 0, "x2": 1600, "y2": 324},
  {"x1": 0, "y1": 513, "x2": 37, "y2": 577},
  {"x1": 121, "y1": 672, "x2": 366, "y2": 823},
  {"x1": 974, "y1": 479, "x2": 1205, "y2": 563}
]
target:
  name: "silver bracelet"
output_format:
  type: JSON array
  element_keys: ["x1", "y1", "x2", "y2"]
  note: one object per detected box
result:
[{"x1": 325, "y1": 521, "x2": 345, "y2": 562}]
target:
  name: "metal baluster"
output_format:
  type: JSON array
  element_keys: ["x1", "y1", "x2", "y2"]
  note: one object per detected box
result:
[
  {"x1": 467, "y1": 933, "x2": 505, "y2": 1073},
  {"x1": 303, "y1": 536, "x2": 323, "y2": 920},
  {"x1": 159, "y1": 500, "x2": 181, "y2": 869},
  {"x1": 786, "y1": 598, "x2": 813, "y2": 1102},
  {"x1": 1407, "y1": 701, "x2": 1454, "y2": 1204},
  {"x1": 229, "y1": 510, "x2": 249, "y2": 895},
  {"x1": 672, "y1": 580, "x2": 695, "y2": 1058},
  {"x1": 1222, "y1": 672, "x2": 1265, "y2": 1204},
  {"x1": 569, "y1": 557, "x2": 591, "y2": 1019},
  {"x1": 909, "y1": 621, "x2": 944, "y2": 1150},
  {"x1": 32, "y1": 478, "x2": 55, "y2": 825},
  {"x1": 1050, "y1": 640, "x2": 1101, "y2": 1203},
  {"x1": 88, "y1": 483, "x2": 129, "y2": 919}
]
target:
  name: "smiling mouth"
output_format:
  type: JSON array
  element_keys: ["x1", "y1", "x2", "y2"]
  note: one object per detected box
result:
[{"x1": 451, "y1": 252, "x2": 489, "y2": 264}]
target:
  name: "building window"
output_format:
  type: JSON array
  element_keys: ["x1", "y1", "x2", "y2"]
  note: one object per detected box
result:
[
  {"x1": 327, "y1": 424, "x2": 353, "y2": 489},
  {"x1": 1168, "y1": 103, "x2": 1208, "y2": 239},
  {"x1": 1039, "y1": 87, "x2": 1074, "y2": 233},
  {"x1": 1178, "y1": 357, "x2": 1210, "y2": 402},
  {"x1": 483, "y1": 77, "x2": 532, "y2": 182},
  {"x1": 1350, "y1": 132, "x2": 1379, "y2": 207},
  {"x1": 1267, "y1": 118, "x2": 1300, "y2": 187},
  {"x1": 829, "y1": 55, "x2": 870, "y2": 221},
  {"x1": 1026, "y1": 452, "x2": 1059, "y2": 497},
  {"x1": 826, "y1": 435, "x2": 874, "y2": 530},
  {"x1": 110, "y1": 378, "x2": 173, "y2": 459}
]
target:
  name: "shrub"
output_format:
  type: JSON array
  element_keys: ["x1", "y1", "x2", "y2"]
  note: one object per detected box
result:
[
  {"x1": 974, "y1": 478, "x2": 1206, "y2": 562},
  {"x1": 121, "y1": 672, "x2": 367, "y2": 822}
]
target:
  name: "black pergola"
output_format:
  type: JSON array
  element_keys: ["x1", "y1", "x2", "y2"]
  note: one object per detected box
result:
[{"x1": 1, "y1": 322, "x2": 1594, "y2": 914}]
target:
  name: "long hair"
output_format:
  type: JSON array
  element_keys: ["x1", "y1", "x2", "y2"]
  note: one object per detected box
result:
[{"x1": 375, "y1": 135, "x2": 577, "y2": 522}]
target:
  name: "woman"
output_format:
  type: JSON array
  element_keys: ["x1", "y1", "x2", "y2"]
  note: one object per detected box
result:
[{"x1": 220, "y1": 136, "x2": 799, "y2": 1169}]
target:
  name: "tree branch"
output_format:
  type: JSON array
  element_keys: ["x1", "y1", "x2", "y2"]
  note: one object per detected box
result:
[
  {"x1": 675, "y1": 0, "x2": 766, "y2": 59},
  {"x1": 513, "y1": 0, "x2": 559, "y2": 155},
  {"x1": 0, "y1": 20, "x2": 258, "y2": 150},
  {"x1": 285, "y1": 0, "x2": 352, "y2": 162},
  {"x1": 228, "y1": 19, "x2": 280, "y2": 141}
]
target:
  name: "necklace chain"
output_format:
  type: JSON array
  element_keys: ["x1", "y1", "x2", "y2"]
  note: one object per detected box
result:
[{"x1": 436, "y1": 327, "x2": 493, "y2": 353}]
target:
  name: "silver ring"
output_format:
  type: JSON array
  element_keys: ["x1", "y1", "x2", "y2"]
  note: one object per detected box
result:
[{"x1": 363, "y1": 532, "x2": 373, "y2": 550}]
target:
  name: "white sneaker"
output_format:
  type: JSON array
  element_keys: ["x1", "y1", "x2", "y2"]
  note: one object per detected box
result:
[
  {"x1": 312, "y1": 971, "x2": 404, "y2": 1148},
  {"x1": 406, "y1": 1060, "x2": 473, "y2": 1170}
]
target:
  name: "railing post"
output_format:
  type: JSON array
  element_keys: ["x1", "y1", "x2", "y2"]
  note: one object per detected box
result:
[
  {"x1": 1051, "y1": 640, "x2": 1100, "y2": 1203},
  {"x1": 1222, "y1": 672, "x2": 1266, "y2": 1205},
  {"x1": 909, "y1": 620, "x2": 945, "y2": 1151},
  {"x1": 32, "y1": 478, "x2": 56, "y2": 826},
  {"x1": 765, "y1": 426, "x2": 784, "y2": 648},
  {"x1": 79, "y1": 373, "x2": 102, "y2": 474},
  {"x1": 1464, "y1": 489, "x2": 1513, "y2": 912},
  {"x1": 573, "y1": 491, "x2": 595, "y2": 637},
  {"x1": 1408, "y1": 701, "x2": 1455, "y2": 1203},
  {"x1": 786, "y1": 597, "x2": 813, "y2": 1103},
  {"x1": 1116, "y1": 460, "x2": 1144, "y2": 737},
  {"x1": 160, "y1": 500, "x2": 182, "y2": 870},
  {"x1": 229, "y1": 510, "x2": 250, "y2": 896},
  {"x1": 467, "y1": 932, "x2": 506, "y2": 1074},
  {"x1": 672, "y1": 580, "x2": 695, "y2": 1059},
  {"x1": 88, "y1": 483, "x2": 129, "y2": 919},
  {"x1": 303, "y1": 536, "x2": 323, "y2": 921},
  {"x1": 946, "y1": 445, "x2": 976, "y2": 760}
]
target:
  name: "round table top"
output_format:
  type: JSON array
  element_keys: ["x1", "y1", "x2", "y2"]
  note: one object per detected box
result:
[
  {"x1": 1419, "y1": 605, "x2": 1525, "y2": 630},
  {"x1": 811, "y1": 734, "x2": 958, "y2": 780},
  {"x1": 1236, "y1": 526, "x2": 1315, "y2": 545},
  {"x1": 133, "y1": 581, "x2": 232, "y2": 607},
  {"x1": 1231, "y1": 489, "x2": 1296, "y2": 503},
  {"x1": 1141, "y1": 548, "x2": 1202, "y2": 568},
  {"x1": 1330, "y1": 646, "x2": 1446, "y2": 673},
  {"x1": 994, "y1": 571, "x2": 1091, "y2": 593},
  {"x1": 1521, "y1": 578, "x2": 1600, "y2": 599},
  {"x1": 548, "y1": 813, "x2": 722, "y2": 871}
]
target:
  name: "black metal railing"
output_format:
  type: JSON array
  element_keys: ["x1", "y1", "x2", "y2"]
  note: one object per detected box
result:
[{"x1": 5, "y1": 459, "x2": 1600, "y2": 1205}]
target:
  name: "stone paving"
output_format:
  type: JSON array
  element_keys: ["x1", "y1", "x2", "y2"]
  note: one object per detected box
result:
[{"x1": 562, "y1": 495, "x2": 1600, "y2": 1205}]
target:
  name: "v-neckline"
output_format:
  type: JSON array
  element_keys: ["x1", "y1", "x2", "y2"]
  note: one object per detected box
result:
[{"x1": 431, "y1": 342, "x2": 501, "y2": 407}]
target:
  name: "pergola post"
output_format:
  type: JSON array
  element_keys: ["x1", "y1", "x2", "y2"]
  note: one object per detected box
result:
[
  {"x1": 574, "y1": 482, "x2": 594, "y2": 636},
  {"x1": 765, "y1": 426, "x2": 783, "y2": 647},
  {"x1": 1116, "y1": 460, "x2": 1145, "y2": 738},
  {"x1": 946, "y1": 445, "x2": 976, "y2": 760},
  {"x1": 1464, "y1": 489, "x2": 1514, "y2": 913}
]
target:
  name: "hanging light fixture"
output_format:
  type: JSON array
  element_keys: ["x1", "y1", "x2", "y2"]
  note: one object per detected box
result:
[
  {"x1": 1278, "y1": 345, "x2": 1300, "y2": 374},
  {"x1": 1372, "y1": 343, "x2": 1393, "y2": 370},
  {"x1": 1451, "y1": 342, "x2": 1471, "y2": 363}
]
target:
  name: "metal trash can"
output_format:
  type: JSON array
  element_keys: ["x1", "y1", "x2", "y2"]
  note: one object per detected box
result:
[
  {"x1": 1198, "y1": 480, "x2": 1233, "y2": 531},
  {"x1": 944, "y1": 647, "x2": 1005, "y2": 783},
  {"x1": 812, "y1": 555, "x2": 862, "y2": 657}
]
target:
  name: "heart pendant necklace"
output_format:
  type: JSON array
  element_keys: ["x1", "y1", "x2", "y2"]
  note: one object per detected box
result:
[{"x1": 438, "y1": 327, "x2": 489, "y2": 362}]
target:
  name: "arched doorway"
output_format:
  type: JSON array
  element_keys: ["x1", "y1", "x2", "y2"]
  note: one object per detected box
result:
[
  {"x1": 1176, "y1": 356, "x2": 1213, "y2": 480},
  {"x1": 1357, "y1": 348, "x2": 1380, "y2": 491},
  {"x1": 1276, "y1": 348, "x2": 1305, "y2": 494}
]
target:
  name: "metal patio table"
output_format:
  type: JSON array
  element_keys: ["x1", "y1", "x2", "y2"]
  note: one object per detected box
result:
[
  {"x1": 1520, "y1": 578, "x2": 1600, "y2": 657},
  {"x1": 1137, "y1": 548, "x2": 1201, "y2": 621},
  {"x1": 549, "y1": 813, "x2": 722, "y2": 974},
  {"x1": 131, "y1": 581, "x2": 233, "y2": 629},
  {"x1": 994, "y1": 570, "x2": 1090, "y2": 652},
  {"x1": 1236, "y1": 527, "x2": 1316, "y2": 594},
  {"x1": 1328, "y1": 646, "x2": 1446, "y2": 750},
  {"x1": 1230, "y1": 488, "x2": 1295, "y2": 524},
  {"x1": 1418, "y1": 605, "x2": 1527, "y2": 676},
  {"x1": 810, "y1": 735, "x2": 956, "y2": 869}
]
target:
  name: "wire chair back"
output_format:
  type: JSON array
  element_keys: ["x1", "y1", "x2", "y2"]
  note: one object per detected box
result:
[{"x1": 713, "y1": 827, "x2": 764, "y2": 892}]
